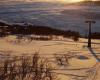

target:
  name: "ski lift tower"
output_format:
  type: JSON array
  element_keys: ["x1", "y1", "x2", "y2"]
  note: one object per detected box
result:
[
  {"x1": 85, "y1": 0, "x2": 96, "y2": 48},
  {"x1": 85, "y1": 19, "x2": 95, "y2": 47}
]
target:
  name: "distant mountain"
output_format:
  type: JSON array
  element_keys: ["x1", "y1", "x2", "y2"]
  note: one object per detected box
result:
[{"x1": 71, "y1": 1, "x2": 100, "y2": 6}]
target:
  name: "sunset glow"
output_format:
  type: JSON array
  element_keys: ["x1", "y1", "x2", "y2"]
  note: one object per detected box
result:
[
  {"x1": 1, "y1": 0, "x2": 96, "y2": 3},
  {"x1": 62, "y1": 0, "x2": 84, "y2": 3},
  {"x1": 25, "y1": 0, "x2": 84, "y2": 3}
]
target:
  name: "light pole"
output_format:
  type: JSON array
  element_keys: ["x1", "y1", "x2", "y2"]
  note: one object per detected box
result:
[{"x1": 85, "y1": 19, "x2": 96, "y2": 48}]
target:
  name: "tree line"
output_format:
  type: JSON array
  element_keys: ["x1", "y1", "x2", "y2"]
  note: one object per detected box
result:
[
  {"x1": 0, "y1": 22, "x2": 80, "y2": 40},
  {"x1": 85, "y1": 32, "x2": 100, "y2": 39}
]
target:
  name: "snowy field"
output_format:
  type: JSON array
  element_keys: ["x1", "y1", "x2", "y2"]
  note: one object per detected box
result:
[{"x1": 0, "y1": 35, "x2": 100, "y2": 80}]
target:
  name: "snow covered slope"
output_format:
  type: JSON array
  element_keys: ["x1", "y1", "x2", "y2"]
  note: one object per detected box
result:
[{"x1": 0, "y1": 35, "x2": 100, "y2": 80}]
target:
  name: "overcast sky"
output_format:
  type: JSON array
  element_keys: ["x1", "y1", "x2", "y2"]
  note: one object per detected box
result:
[{"x1": 0, "y1": 0, "x2": 99, "y2": 4}]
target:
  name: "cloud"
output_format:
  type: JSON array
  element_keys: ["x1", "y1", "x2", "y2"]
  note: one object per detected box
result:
[
  {"x1": 0, "y1": 0, "x2": 30, "y2": 4},
  {"x1": 0, "y1": 0, "x2": 65, "y2": 2}
]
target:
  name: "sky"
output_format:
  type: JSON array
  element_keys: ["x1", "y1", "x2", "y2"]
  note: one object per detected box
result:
[
  {"x1": 0, "y1": 0, "x2": 99, "y2": 3},
  {"x1": 0, "y1": 0, "x2": 86, "y2": 3},
  {"x1": 0, "y1": 0, "x2": 99, "y2": 5}
]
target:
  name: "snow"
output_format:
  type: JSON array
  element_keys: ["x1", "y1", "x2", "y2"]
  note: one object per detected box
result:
[{"x1": 0, "y1": 35, "x2": 100, "y2": 80}]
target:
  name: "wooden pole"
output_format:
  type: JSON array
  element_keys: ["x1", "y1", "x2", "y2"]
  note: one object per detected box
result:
[{"x1": 85, "y1": 20, "x2": 95, "y2": 48}]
